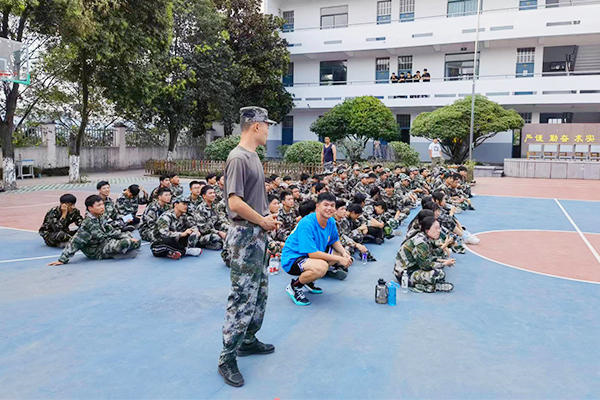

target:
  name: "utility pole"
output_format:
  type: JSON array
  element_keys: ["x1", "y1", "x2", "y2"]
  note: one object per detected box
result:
[{"x1": 468, "y1": 0, "x2": 482, "y2": 161}]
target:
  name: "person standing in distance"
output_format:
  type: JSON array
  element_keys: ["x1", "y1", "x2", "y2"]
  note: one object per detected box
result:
[
  {"x1": 429, "y1": 138, "x2": 443, "y2": 169},
  {"x1": 218, "y1": 106, "x2": 280, "y2": 387},
  {"x1": 321, "y1": 136, "x2": 337, "y2": 172}
]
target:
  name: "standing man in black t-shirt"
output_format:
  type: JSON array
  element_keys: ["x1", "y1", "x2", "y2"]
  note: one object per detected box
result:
[{"x1": 217, "y1": 106, "x2": 280, "y2": 387}]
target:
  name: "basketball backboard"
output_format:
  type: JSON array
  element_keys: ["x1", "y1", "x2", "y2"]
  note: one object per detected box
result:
[{"x1": 0, "y1": 37, "x2": 30, "y2": 85}]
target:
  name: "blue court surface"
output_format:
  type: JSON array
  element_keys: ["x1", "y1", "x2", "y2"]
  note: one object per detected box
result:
[{"x1": 1, "y1": 194, "x2": 599, "y2": 399}]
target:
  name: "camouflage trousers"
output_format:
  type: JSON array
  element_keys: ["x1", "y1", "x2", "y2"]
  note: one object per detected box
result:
[
  {"x1": 96, "y1": 237, "x2": 141, "y2": 259},
  {"x1": 219, "y1": 223, "x2": 269, "y2": 365},
  {"x1": 41, "y1": 230, "x2": 74, "y2": 247},
  {"x1": 409, "y1": 268, "x2": 446, "y2": 286},
  {"x1": 198, "y1": 233, "x2": 224, "y2": 250}
]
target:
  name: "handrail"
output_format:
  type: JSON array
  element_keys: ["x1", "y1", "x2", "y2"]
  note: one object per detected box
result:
[
  {"x1": 289, "y1": 71, "x2": 600, "y2": 88},
  {"x1": 279, "y1": 0, "x2": 600, "y2": 33}
]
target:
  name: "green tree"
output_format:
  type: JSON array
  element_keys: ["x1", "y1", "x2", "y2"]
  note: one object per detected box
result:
[
  {"x1": 283, "y1": 141, "x2": 322, "y2": 164},
  {"x1": 389, "y1": 141, "x2": 420, "y2": 167},
  {"x1": 0, "y1": 0, "x2": 74, "y2": 189},
  {"x1": 205, "y1": 135, "x2": 264, "y2": 161},
  {"x1": 310, "y1": 96, "x2": 397, "y2": 162},
  {"x1": 45, "y1": 0, "x2": 172, "y2": 182},
  {"x1": 411, "y1": 95, "x2": 524, "y2": 163},
  {"x1": 214, "y1": 0, "x2": 292, "y2": 133}
]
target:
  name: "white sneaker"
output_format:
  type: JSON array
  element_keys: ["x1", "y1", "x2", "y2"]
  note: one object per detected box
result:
[
  {"x1": 185, "y1": 247, "x2": 202, "y2": 256},
  {"x1": 464, "y1": 235, "x2": 480, "y2": 245}
]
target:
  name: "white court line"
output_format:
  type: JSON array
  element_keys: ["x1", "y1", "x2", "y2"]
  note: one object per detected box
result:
[
  {"x1": 1, "y1": 202, "x2": 56, "y2": 209},
  {"x1": 474, "y1": 193, "x2": 600, "y2": 202},
  {"x1": 0, "y1": 255, "x2": 58, "y2": 264},
  {"x1": 0, "y1": 226, "x2": 38, "y2": 233},
  {"x1": 554, "y1": 198, "x2": 600, "y2": 265}
]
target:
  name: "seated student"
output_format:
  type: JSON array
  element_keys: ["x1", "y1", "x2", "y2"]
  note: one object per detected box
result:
[
  {"x1": 206, "y1": 172, "x2": 218, "y2": 186},
  {"x1": 186, "y1": 180, "x2": 204, "y2": 214},
  {"x1": 169, "y1": 174, "x2": 184, "y2": 197},
  {"x1": 151, "y1": 197, "x2": 203, "y2": 259},
  {"x1": 48, "y1": 195, "x2": 140, "y2": 266},
  {"x1": 150, "y1": 175, "x2": 171, "y2": 200},
  {"x1": 390, "y1": 72, "x2": 399, "y2": 83},
  {"x1": 351, "y1": 194, "x2": 384, "y2": 244},
  {"x1": 346, "y1": 203, "x2": 369, "y2": 244},
  {"x1": 288, "y1": 185, "x2": 303, "y2": 211},
  {"x1": 214, "y1": 174, "x2": 225, "y2": 202},
  {"x1": 370, "y1": 201, "x2": 403, "y2": 239},
  {"x1": 334, "y1": 200, "x2": 375, "y2": 262},
  {"x1": 420, "y1": 201, "x2": 456, "y2": 257},
  {"x1": 393, "y1": 216, "x2": 455, "y2": 293},
  {"x1": 266, "y1": 194, "x2": 285, "y2": 258},
  {"x1": 139, "y1": 187, "x2": 172, "y2": 242},
  {"x1": 96, "y1": 181, "x2": 118, "y2": 223},
  {"x1": 115, "y1": 184, "x2": 148, "y2": 230},
  {"x1": 39, "y1": 194, "x2": 83, "y2": 248},
  {"x1": 276, "y1": 190, "x2": 299, "y2": 242},
  {"x1": 281, "y1": 193, "x2": 353, "y2": 306},
  {"x1": 282, "y1": 175, "x2": 293, "y2": 188},
  {"x1": 298, "y1": 173, "x2": 311, "y2": 195},
  {"x1": 194, "y1": 185, "x2": 229, "y2": 250},
  {"x1": 422, "y1": 68, "x2": 431, "y2": 82},
  {"x1": 456, "y1": 166, "x2": 473, "y2": 198},
  {"x1": 431, "y1": 190, "x2": 479, "y2": 246}
]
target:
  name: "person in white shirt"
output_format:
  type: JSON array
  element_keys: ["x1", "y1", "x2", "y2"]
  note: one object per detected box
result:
[{"x1": 428, "y1": 138, "x2": 443, "y2": 169}]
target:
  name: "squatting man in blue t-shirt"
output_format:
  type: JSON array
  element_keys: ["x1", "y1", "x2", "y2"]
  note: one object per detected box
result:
[{"x1": 281, "y1": 192, "x2": 354, "y2": 306}]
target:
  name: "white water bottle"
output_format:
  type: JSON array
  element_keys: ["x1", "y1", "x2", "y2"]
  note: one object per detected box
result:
[{"x1": 401, "y1": 270, "x2": 409, "y2": 293}]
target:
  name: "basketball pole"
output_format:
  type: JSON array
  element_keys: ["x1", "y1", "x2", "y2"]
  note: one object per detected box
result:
[{"x1": 468, "y1": 0, "x2": 482, "y2": 162}]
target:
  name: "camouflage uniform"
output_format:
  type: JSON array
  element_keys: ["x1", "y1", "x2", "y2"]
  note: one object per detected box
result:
[
  {"x1": 393, "y1": 232, "x2": 448, "y2": 291},
  {"x1": 214, "y1": 185, "x2": 224, "y2": 204},
  {"x1": 39, "y1": 206, "x2": 83, "y2": 247},
  {"x1": 57, "y1": 214, "x2": 140, "y2": 263},
  {"x1": 115, "y1": 192, "x2": 146, "y2": 219},
  {"x1": 103, "y1": 197, "x2": 118, "y2": 223},
  {"x1": 170, "y1": 183, "x2": 184, "y2": 198},
  {"x1": 345, "y1": 216, "x2": 365, "y2": 244},
  {"x1": 194, "y1": 201, "x2": 228, "y2": 250},
  {"x1": 186, "y1": 194, "x2": 204, "y2": 215},
  {"x1": 139, "y1": 200, "x2": 171, "y2": 242},
  {"x1": 153, "y1": 209, "x2": 201, "y2": 248},
  {"x1": 275, "y1": 206, "x2": 297, "y2": 242},
  {"x1": 351, "y1": 181, "x2": 371, "y2": 198}
]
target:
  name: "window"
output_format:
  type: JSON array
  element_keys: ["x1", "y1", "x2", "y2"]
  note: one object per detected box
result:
[
  {"x1": 445, "y1": 52, "x2": 479, "y2": 80},
  {"x1": 540, "y1": 113, "x2": 572, "y2": 124},
  {"x1": 375, "y1": 58, "x2": 390, "y2": 83},
  {"x1": 397, "y1": 114, "x2": 411, "y2": 144},
  {"x1": 519, "y1": 0, "x2": 537, "y2": 10},
  {"x1": 377, "y1": 1, "x2": 391, "y2": 24},
  {"x1": 282, "y1": 115, "x2": 293, "y2": 145},
  {"x1": 283, "y1": 62, "x2": 294, "y2": 87},
  {"x1": 516, "y1": 48, "x2": 535, "y2": 78},
  {"x1": 447, "y1": 0, "x2": 478, "y2": 17},
  {"x1": 519, "y1": 112, "x2": 532, "y2": 123},
  {"x1": 320, "y1": 60, "x2": 347, "y2": 85},
  {"x1": 399, "y1": 0, "x2": 415, "y2": 22},
  {"x1": 397, "y1": 55, "x2": 413, "y2": 75},
  {"x1": 321, "y1": 5, "x2": 348, "y2": 29},
  {"x1": 282, "y1": 11, "x2": 294, "y2": 32},
  {"x1": 545, "y1": 0, "x2": 559, "y2": 7}
]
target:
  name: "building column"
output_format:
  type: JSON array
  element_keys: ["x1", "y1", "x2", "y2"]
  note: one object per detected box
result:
[
  {"x1": 113, "y1": 123, "x2": 127, "y2": 169},
  {"x1": 41, "y1": 121, "x2": 57, "y2": 168}
]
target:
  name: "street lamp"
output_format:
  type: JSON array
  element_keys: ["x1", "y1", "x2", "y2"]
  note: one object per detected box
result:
[{"x1": 468, "y1": 0, "x2": 482, "y2": 161}]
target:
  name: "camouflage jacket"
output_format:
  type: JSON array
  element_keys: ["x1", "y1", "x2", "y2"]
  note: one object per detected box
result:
[
  {"x1": 394, "y1": 232, "x2": 444, "y2": 277},
  {"x1": 276, "y1": 206, "x2": 298, "y2": 241},
  {"x1": 170, "y1": 184, "x2": 184, "y2": 198},
  {"x1": 194, "y1": 201, "x2": 229, "y2": 234},
  {"x1": 214, "y1": 185, "x2": 224, "y2": 204},
  {"x1": 39, "y1": 206, "x2": 83, "y2": 238},
  {"x1": 102, "y1": 197, "x2": 119, "y2": 223},
  {"x1": 154, "y1": 209, "x2": 199, "y2": 242},
  {"x1": 345, "y1": 216, "x2": 365, "y2": 243},
  {"x1": 186, "y1": 194, "x2": 204, "y2": 215},
  {"x1": 139, "y1": 200, "x2": 172, "y2": 241},
  {"x1": 328, "y1": 177, "x2": 348, "y2": 198},
  {"x1": 58, "y1": 214, "x2": 130, "y2": 263},
  {"x1": 351, "y1": 181, "x2": 371, "y2": 198},
  {"x1": 336, "y1": 218, "x2": 356, "y2": 248},
  {"x1": 115, "y1": 192, "x2": 147, "y2": 217}
]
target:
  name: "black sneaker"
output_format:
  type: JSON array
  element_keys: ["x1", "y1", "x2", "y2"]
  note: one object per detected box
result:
[
  {"x1": 237, "y1": 339, "x2": 275, "y2": 357},
  {"x1": 375, "y1": 238, "x2": 384, "y2": 245},
  {"x1": 286, "y1": 281, "x2": 310, "y2": 306},
  {"x1": 304, "y1": 282, "x2": 323, "y2": 294},
  {"x1": 325, "y1": 266, "x2": 348, "y2": 280},
  {"x1": 218, "y1": 359, "x2": 244, "y2": 387}
]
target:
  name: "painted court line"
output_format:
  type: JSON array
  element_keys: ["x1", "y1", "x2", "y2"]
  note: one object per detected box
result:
[
  {"x1": 474, "y1": 193, "x2": 600, "y2": 202},
  {"x1": 554, "y1": 198, "x2": 600, "y2": 265},
  {"x1": 1, "y1": 202, "x2": 56, "y2": 209},
  {"x1": 0, "y1": 226, "x2": 38, "y2": 233},
  {"x1": 0, "y1": 255, "x2": 58, "y2": 264}
]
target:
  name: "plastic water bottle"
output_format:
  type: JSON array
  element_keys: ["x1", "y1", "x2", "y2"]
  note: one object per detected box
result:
[
  {"x1": 268, "y1": 255, "x2": 277, "y2": 275},
  {"x1": 401, "y1": 270, "x2": 409, "y2": 293},
  {"x1": 273, "y1": 256, "x2": 280, "y2": 275},
  {"x1": 375, "y1": 279, "x2": 388, "y2": 304},
  {"x1": 361, "y1": 252, "x2": 367, "y2": 265},
  {"x1": 387, "y1": 281, "x2": 399, "y2": 305}
]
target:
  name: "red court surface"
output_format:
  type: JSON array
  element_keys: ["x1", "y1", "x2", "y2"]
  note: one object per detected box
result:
[
  {"x1": 474, "y1": 177, "x2": 600, "y2": 200},
  {"x1": 470, "y1": 230, "x2": 600, "y2": 283}
]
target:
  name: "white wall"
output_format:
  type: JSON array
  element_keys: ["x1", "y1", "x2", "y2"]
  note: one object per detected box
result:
[
  {"x1": 414, "y1": 0, "x2": 447, "y2": 18},
  {"x1": 479, "y1": 47, "x2": 515, "y2": 76},
  {"x1": 347, "y1": 56, "x2": 375, "y2": 82}
]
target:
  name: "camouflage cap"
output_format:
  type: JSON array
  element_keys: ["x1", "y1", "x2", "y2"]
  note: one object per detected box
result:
[
  {"x1": 399, "y1": 173, "x2": 410, "y2": 181},
  {"x1": 240, "y1": 106, "x2": 277, "y2": 125},
  {"x1": 336, "y1": 166, "x2": 346, "y2": 174},
  {"x1": 383, "y1": 168, "x2": 391, "y2": 173},
  {"x1": 409, "y1": 167, "x2": 418, "y2": 172},
  {"x1": 173, "y1": 196, "x2": 190, "y2": 204},
  {"x1": 359, "y1": 173, "x2": 369, "y2": 179}
]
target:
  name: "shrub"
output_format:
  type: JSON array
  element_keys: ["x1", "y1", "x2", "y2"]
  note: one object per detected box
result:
[
  {"x1": 283, "y1": 141, "x2": 323, "y2": 164},
  {"x1": 389, "y1": 141, "x2": 421, "y2": 166},
  {"x1": 277, "y1": 144, "x2": 290, "y2": 159},
  {"x1": 205, "y1": 135, "x2": 265, "y2": 161}
]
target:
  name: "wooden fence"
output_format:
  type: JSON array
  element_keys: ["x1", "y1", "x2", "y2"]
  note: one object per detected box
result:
[{"x1": 145, "y1": 159, "x2": 324, "y2": 179}]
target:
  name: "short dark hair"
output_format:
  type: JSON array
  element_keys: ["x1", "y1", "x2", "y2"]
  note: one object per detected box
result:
[
  {"x1": 368, "y1": 172, "x2": 377, "y2": 179},
  {"x1": 157, "y1": 187, "x2": 171, "y2": 197},
  {"x1": 85, "y1": 194, "x2": 103, "y2": 210},
  {"x1": 420, "y1": 216, "x2": 438, "y2": 232},
  {"x1": 96, "y1": 180, "x2": 109, "y2": 190},
  {"x1": 289, "y1": 184, "x2": 298, "y2": 190},
  {"x1": 383, "y1": 181, "x2": 394, "y2": 189},
  {"x1": 374, "y1": 201, "x2": 387, "y2": 211},
  {"x1": 299, "y1": 200, "x2": 316, "y2": 217},
  {"x1": 316, "y1": 192, "x2": 336, "y2": 204},
  {"x1": 268, "y1": 194, "x2": 279, "y2": 204},
  {"x1": 369, "y1": 186, "x2": 381, "y2": 197},
  {"x1": 335, "y1": 199, "x2": 346, "y2": 209},
  {"x1": 159, "y1": 175, "x2": 169, "y2": 182},
  {"x1": 270, "y1": 174, "x2": 279, "y2": 180},
  {"x1": 422, "y1": 201, "x2": 440, "y2": 212},
  {"x1": 300, "y1": 173, "x2": 309, "y2": 181},
  {"x1": 353, "y1": 193, "x2": 367, "y2": 204},
  {"x1": 452, "y1": 173, "x2": 462, "y2": 181},
  {"x1": 432, "y1": 190, "x2": 445, "y2": 202},
  {"x1": 216, "y1": 173, "x2": 223, "y2": 180},
  {"x1": 314, "y1": 182, "x2": 326, "y2": 192},
  {"x1": 189, "y1": 180, "x2": 201, "y2": 188},
  {"x1": 206, "y1": 172, "x2": 216, "y2": 180},
  {"x1": 265, "y1": 177, "x2": 273, "y2": 183},
  {"x1": 169, "y1": 173, "x2": 178, "y2": 179},
  {"x1": 457, "y1": 166, "x2": 468, "y2": 172},
  {"x1": 59, "y1": 194, "x2": 77, "y2": 205},
  {"x1": 280, "y1": 190, "x2": 292, "y2": 201},
  {"x1": 201, "y1": 185, "x2": 214, "y2": 196},
  {"x1": 347, "y1": 203, "x2": 363, "y2": 214},
  {"x1": 128, "y1": 184, "x2": 140, "y2": 196},
  {"x1": 283, "y1": 175, "x2": 292, "y2": 181}
]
